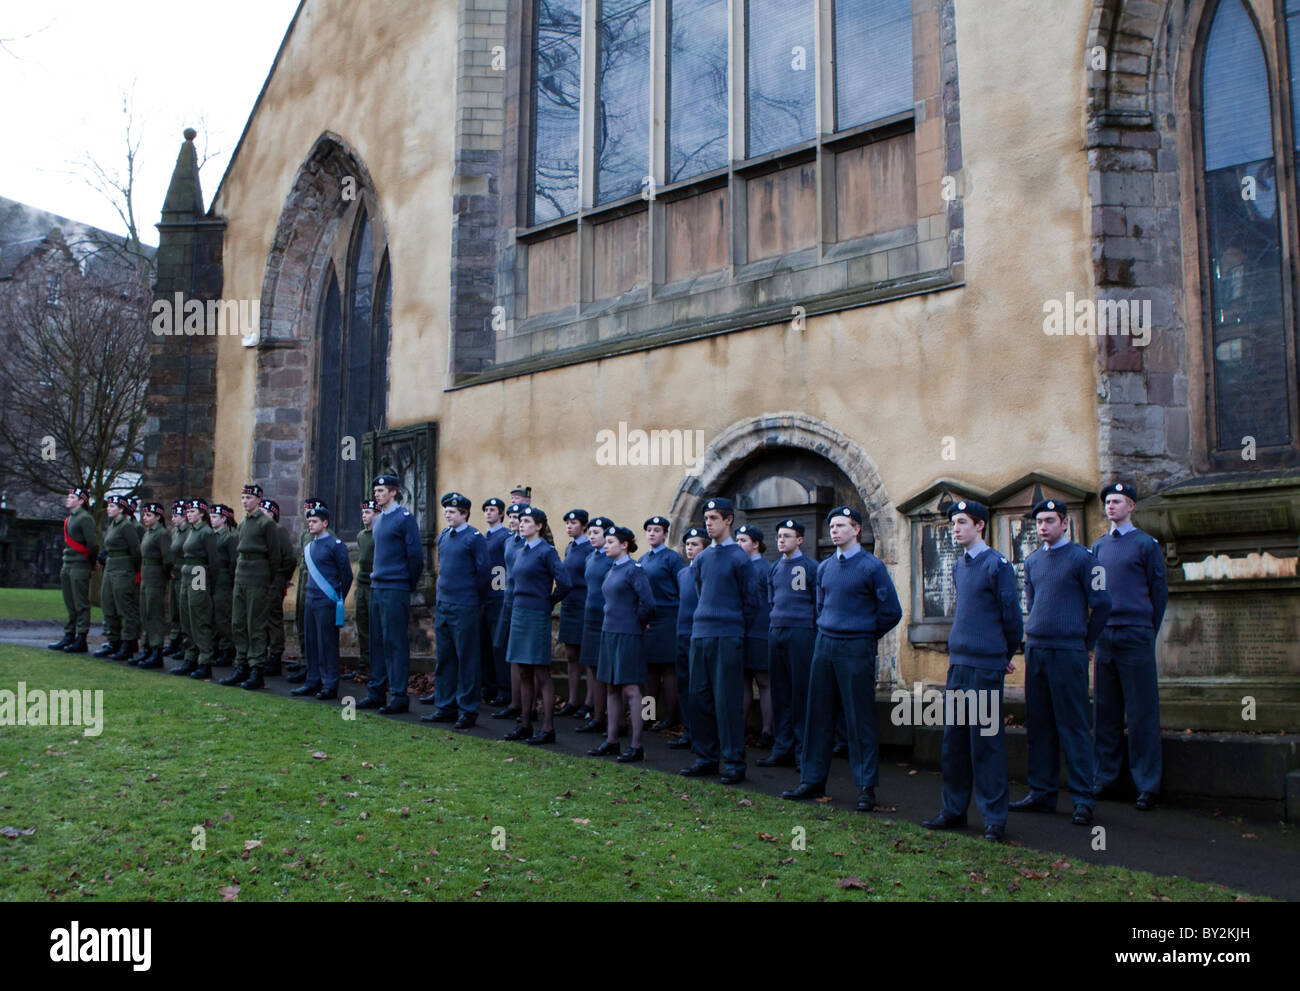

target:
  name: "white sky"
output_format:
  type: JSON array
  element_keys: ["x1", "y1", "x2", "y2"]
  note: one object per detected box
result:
[{"x1": 1, "y1": 0, "x2": 302, "y2": 244}]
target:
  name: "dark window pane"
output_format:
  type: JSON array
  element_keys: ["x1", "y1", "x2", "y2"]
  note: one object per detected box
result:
[
  {"x1": 834, "y1": 0, "x2": 912, "y2": 130},
  {"x1": 746, "y1": 0, "x2": 816, "y2": 157},
  {"x1": 668, "y1": 0, "x2": 729, "y2": 181},
  {"x1": 316, "y1": 266, "x2": 342, "y2": 516},
  {"x1": 533, "y1": 0, "x2": 583, "y2": 222},
  {"x1": 343, "y1": 213, "x2": 374, "y2": 529},
  {"x1": 1202, "y1": 0, "x2": 1290, "y2": 449},
  {"x1": 596, "y1": 0, "x2": 651, "y2": 203},
  {"x1": 370, "y1": 255, "x2": 390, "y2": 433},
  {"x1": 1288, "y1": 1, "x2": 1300, "y2": 150}
]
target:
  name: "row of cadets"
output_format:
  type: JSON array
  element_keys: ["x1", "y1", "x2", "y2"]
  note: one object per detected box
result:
[
  {"x1": 759, "y1": 518, "x2": 818, "y2": 769},
  {"x1": 556, "y1": 509, "x2": 593, "y2": 716},
  {"x1": 290, "y1": 504, "x2": 353, "y2": 700},
  {"x1": 666, "y1": 526, "x2": 709, "y2": 752},
  {"x1": 734, "y1": 524, "x2": 774, "y2": 747},
  {"x1": 479, "y1": 497, "x2": 510, "y2": 706},
  {"x1": 574, "y1": 515, "x2": 616, "y2": 732},
  {"x1": 639, "y1": 516, "x2": 686, "y2": 731}
]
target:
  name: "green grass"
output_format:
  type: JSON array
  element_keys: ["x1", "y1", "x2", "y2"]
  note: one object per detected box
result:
[
  {"x1": 0, "y1": 645, "x2": 1253, "y2": 902},
  {"x1": 0, "y1": 587, "x2": 102, "y2": 623}
]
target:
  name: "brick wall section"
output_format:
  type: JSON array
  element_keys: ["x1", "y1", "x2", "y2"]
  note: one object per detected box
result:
[{"x1": 1086, "y1": 0, "x2": 1192, "y2": 492}]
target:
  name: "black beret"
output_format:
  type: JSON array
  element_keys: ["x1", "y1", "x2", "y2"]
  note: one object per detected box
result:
[
  {"x1": 564, "y1": 509, "x2": 590, "y2": 525},
  {"x1": 361, "y1": 499, "x2": 377, "y2": 511},
  {"x1": 440, "y1": 491, "x2": 472, "y2": 511},
  {"x1": 1031, "y1": 498, "x2": 1068, "y2": 518},
  {"x1": 213, "y1": 503, "x2": 235, "y2": 519},
  {"x1": 607, "y1": 525, "x2": 638, "y2": 552},
  {"x1": 827, "y1": 505, "x2": 863, "y2": 525},
  {"x1": 303, "y1": 495, "x2": 325, "y2": 507},
  {"x1": 482, "y1": 497, "x2": 505, "y2": 511},
  {"x1": 588, "y1": 516, "x2": 615, "y2": 530},
  {"x1": 682, "y1": 526, "x2": 708, "y2": 543},
  {"x1": 106, "y1": 495, "x2": 130, "y2": 508},
  {"x1": 372, "y1": 474, "x2": 400, "y2": 489},
  {"x1": 644, "y1": 515, "x2": 670, "y2": 530},
  {"x1": 142, "y1": 502, "x2": 165, "y2": 517},
  {"x1": 306, "y1": 506, "x2": 331, "y2": 521},
  {"x1": 185, "y1": 498, "x2": 209, "y2": 512},
  {"x1": 1100, "y1": 482, "x2": 1137, "y2": 501},
  {"x1": 946, "y1": 499, "x2": 988, "y2": 524},
  {"x1": 260, "y1": 498, "x2": 280, "y2": 518},
  {"x1": 69, "y1": 486, "x2": 90, "y2": 500},
  {"x1": 702, "y1": 497, "x2": 734, "y2": 513},
  {"x1": 735, "y1": 524, "x2": 764, "y2": 545},
  {"x1": 506, "y1": 503, "x2": 524, "y2": 516},
  {"x1": 518, "y1": 505, "x2": 546, "y2": 525},
  {"x1": 171, "y1": 500, "x2": 186, "y2": 514},
  {"x1": 242, "y1": 482, "x2": 263, "y2": 496},
  {"x1": 775, "y1": 518, "x2": 805, "y2": 535}
]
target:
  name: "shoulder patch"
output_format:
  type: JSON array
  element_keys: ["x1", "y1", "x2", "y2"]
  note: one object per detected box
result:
[{"x1": 999, "y1": 556, "x2": 1008, "y2": 564}]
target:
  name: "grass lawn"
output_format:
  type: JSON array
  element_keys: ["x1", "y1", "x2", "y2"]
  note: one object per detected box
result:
[
  {"x1": 0, "y1": 587, "x2": 102, "y2": 624},
  {"x1": 0, "y1": 644, "x2": 1252, "y2": 902}
]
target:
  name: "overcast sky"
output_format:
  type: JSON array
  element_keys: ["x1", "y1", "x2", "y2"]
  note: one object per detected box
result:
[{"x1": 1, "y1": 1, "x2": 302, "y2": 244}]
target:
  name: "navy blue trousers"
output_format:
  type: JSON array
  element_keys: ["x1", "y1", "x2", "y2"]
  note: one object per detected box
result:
[
  {"x1": 1025, "y1": 645, "x2": 1096, "y2": 809},
  {"x1": 940, "y1": 664, "x2": 1008, "y2": 826},
  {"x1": 675, "y1": 634, "x2": 692, "y2": 740},
  {"x1": 1094, "y1": 625, "x2": 1162, "y2": 794},
  {"x1": 367, "y1": 586, "x2": 411, "y2": 702},
  {"x1": 769, "y1": 625, "x2": 816, "y2": 759},
  {"x1": 434, "y1": 599, "x2": 481, "y2": 714},
  {"x1": 303, "y1": 597, "x2": 341, "y2": 692},
  {"x1": 800, "y1": 633, "x2": 879, "y2": 788},
  {"x1": 479, "y1": 596, "x2": 507, "y2": 698},
  {"x1": 689, "y1": 636, "x2": 746, "y2": 775}
]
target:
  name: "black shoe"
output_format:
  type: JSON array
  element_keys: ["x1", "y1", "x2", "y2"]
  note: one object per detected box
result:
[
  {"x1": 587, "y1": 740, "x2": 619, "y2": 757},
  {"x1": 424, "y1": 708, "x2": 458, "y2": 723},
  {"x1": 573, "y1": 705, "x2": 593, "y2": 720},
  {"x1": 93, "y1": 640, "x2": 120, "y2": 658},
  {"x1": 984, "y1": 823, "x2": 1005, "y2": 842},
  {"x1": 921, "y1": 811, "x2": 968, "y2": 830},
  {"x1": 489, "y1": 694, "x2": 512, "y2": 707},
  {"x1": 720, "y1": 769, "x2": 746, "y2": 785},
  {"x1": 108, "y1": 639, "x2": 137, "y2": 661},
  {"x1": 241, "y1": 669, "x2": 267, "y2": 690},
  {"x1": 832, "y1": 742, "x2": 849, "y2": 759},
  {"x1": 163, "y1": 637, "x2": 183, "y2": 657},
  {"x1": 648, "y1": 720, "x2": 672, "y2": 732},
  {"x1": 1135, "y1": 791, "x2": 1157, "y2": 812},
  {"x1": 47, "y1": 635, "x2": 74, "y2": 651},
  {"x1": 291, "y1": 683, "x2": 322, "y2": 696},
  {"x1": 210, "y1": 647, "x2": 232, "y2": 668},
  {"x1": 417, "y1": 693, "x2": 439, "y2": 705},
  {"x1": 556, "y1": 702, "x2": 582, "y2": 718},
  {"x1": 129, "y1": 644, "x2": 153, "y2": 664},
  {"x1": 189, "y1": 664, "x2": 212, "y2": 680},
  {"x1": 454, "y1": 714, "x2": 477, "y2": 730},
  {"x1": 755, "y1": 731, "x2": 775, "y2": 750},
  {"x1": 667, "y1": 736, "x2": 694, "y2": 750},
  {"x1": 169, "y1": 660, "x2": 198, "y2": 676},
  {"x1": 1009, "y1": 795, "x2": 1055, "y2": 813},
  {"x1": 527, "y1": 729, "x2": 556, "y2": 745},
  {"x1": 138, "y1": 648, "x2": 165, "y2": 670},
  {"x1": 492, "y1": 706, "x2": 521, "y2": 720},
  {"x1": 315, "y1": 687, "x2": 338, "y2": 700},
  {"x1": 355, "y1": 696, "x2": 386, "y2": 710},
  {"x1": 263, "y1": 657, "x2": 282, "y2": 677},
  {"x1": 757, "y1": 752, "x2": 796, "y2": 767},
  {"x1": 503, "y1": 724, "x2": 533, "y2": 741},
  {"x1": 679, "y1": 761, "x2": 718, "y2": 777},
  {"x1": 285, "y1": 670, "x2": 307, "y2": 684},
  {"x1": 781, "y1": 782, "x2": 825, "y2": 801},
  {"x1": 379, "y1": 700, "x2": 409, "y2": 714},
  {"x1": 857, "y1": 787, "x2": 876, "y2": 812},
  {"x1": 1072, "y1": 805, "x2": 1094, "y2": 826},
  {"x1": 616, "y1": 746, "x2": 644, "y2": 763},
  {"x1": 62, "y1": 634, "x2": 88, "y2": 654},
  {"x1": 575, "y1": 718, "x2": 606, "y2": 734},
  {"x1": 285, "y1": 663, "x2": 306, "y2": 676},
  {"x1": 219, "y1": 664, "x2": 250, "y2": 686}
]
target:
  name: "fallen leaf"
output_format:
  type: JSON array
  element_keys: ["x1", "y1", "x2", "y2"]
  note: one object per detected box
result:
[
  {"x1": 219, "y1": 885, "x2": 240, "y2": 901},
  {"x1": 1242, "y1": 833, "x2": 1257, "y2": 839},
  {"x1": 831, "y1": 851, "x2": 846, "y2": 858},
  {"x1": 0, "y1": 826, "x2": 35, "y2": 838},
  {"x1": 814, "y1": 796, "x2": 834, "y2": 804},
  {"x1": 737, "y1": 798, "x2": 753, "y2": 807},
  {"x1": 359, "y1": 812, "x2": 368, "y2": 820},
  {"x1": 571, "y1": 818, "x2": 591, "y2": 825},
  {"x1": 311, "y1": 751, "x2": 328, "y2": 760},
  {"x1": 1016, "y1": 868, "x2": 1049, "y2": 879},
  {"x1": 244, "y1": 839, "x2": 263, "y2": 851},
  {"x1": 835, "y1": 875, "x2": 870, "y2": 890},
  {"x1": 1051, "y1": 859, "x2": 1070, "y2": 870},
  {"x1": 756, "y1": 832, "x2": 778, "y2": 843}
]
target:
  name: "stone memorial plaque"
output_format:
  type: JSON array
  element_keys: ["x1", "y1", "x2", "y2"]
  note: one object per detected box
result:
[
  {"x1": 919, "y1": 520, "x2": 961, "y2": 620},
  {"x1": 1159, "y1": 590, "x2": 1300, "y2": 677},
  {"x1": 1008, "y1": 516, "x2": 1076, "y2": 614}
]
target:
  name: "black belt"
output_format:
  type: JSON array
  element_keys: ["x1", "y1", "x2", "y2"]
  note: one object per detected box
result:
[
  {"x1": 239, "y1": 551, "x2": 268, "y2": 559},
  {"x1": 182, "y1": 557, "x2": 206, "y2": 565},
  {"x1": 107, "y1": 550, "x2": 131, "y2": 558}
]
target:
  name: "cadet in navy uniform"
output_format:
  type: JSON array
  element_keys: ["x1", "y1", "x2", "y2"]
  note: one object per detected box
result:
[
  {"x1": 1090, "y1": 481, "x2": 1168, "y2": 811},
  {"x1": 576, "y1": 516, "x2": 616, "y2": 733},
  {"x1": 491, "y1": 504, "x2": 526, "y2": 720},
  {"x1": 639, "y1": 516, "x2": 685, "y2": 731},
  {"x1": 293, "y1": 506, "x2": 353, "y2": 700},
  {"x1": 760, "y1": 518, "x2": 818, "y2": 769},
  {"x1": 783, "y1": 507, "x2": 901, "y2": 811},
  {"x1": 1011, "y1": 499, "x2": 1112, "y2": 826},
  {"x1": 556, "y1": 509, "x2": 593, "y2": 716},
  {"x1": 503, "y1": 506, "x2": 571, "y2": 744},
  {"x1": 587, "y1": 526, "x2": 656, "y2": 763},
  {"x1": 680, "y1": 497, "x2": 760, "y2": 785},
  {"x1": 479, "y1": 497, "x2": 510, "y2": 706},
  {"x1": 359, "y1": 474, "x2": 425, "y2": 715},
  {"x1": 735, "y1": 524, "x2": 774, "y2": 747},
  {"x1": 921, "y1": 500, "x2": 1022, "y2": 841},
  {"x1": 422, "y1": 492, "x2": 491, "y2": 728},
  {"x1": 667, "y1": 526, "x2": 708, "y2": 750}
]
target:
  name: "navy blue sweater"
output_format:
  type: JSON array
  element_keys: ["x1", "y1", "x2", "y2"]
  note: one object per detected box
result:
[
  {"x1": 510, "y1": 538, "x2": 571, "y2": 611},
  {"x1": 745, "y1": 554, "x2": 772, "y2": 640},
  {"x1": 601, "y1": 557, "x2": 657, "y2": 633},
  {"x1": 676, "y1": 564, "x2": 699, "y2": 637},
  {"x1": 1089, "y1": 528, "x2": 1168, "y2": 632},
  {"x1": 948, "y1": 546, "x2": 1023, "y2": 670},
  {"x1": 484, "y1": 525, "x2": 509, "y2": 600},
  {"x1": 562, "y1": 538, "x2": 593, "y2": 609},
  {"x1": 370, "y1": 504, "x2": 424, "y2": 591},
  {"x1": 305, "y1": 533, "x2": 354, "y2": 605},
  {"x1": 691, "y1": 540, "x2": 760, "y2": 638},
  {"x1": 1024, "y1": 541, "x2": 1112, "y2": 650},
  {"x1": 584, "y1": 547, "x2": 615, "y2": 628},
  {"x1": 815, "y1": 547, "x2": 902, "y2": 639},
  {"x1": 502, "y1": 533, "x2": 524, "y2": 606},
  {"x1": 435, "y1": 524, "x2": 490, "y2": 606},
  {"x1": 768, "y1": 552, "x2": 818, "y2": 629},
  {"x1": 640, "y1": 544, "x2": 686, "y2": 610}
]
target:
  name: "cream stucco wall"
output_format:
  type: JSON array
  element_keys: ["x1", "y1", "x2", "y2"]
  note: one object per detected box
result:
[{"x1": 209, "y1": 0, "x2": 1098, "y2": 684}]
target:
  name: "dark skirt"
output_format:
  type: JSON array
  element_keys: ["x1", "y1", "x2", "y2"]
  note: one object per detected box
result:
[
  {"x1": 557, "y1": 597, "x2": 586, "y2": 644},
  {"x1": 597, "y1": 631, "x2": 646, "y2": 687},
  {"x1": 643, "y1": 609, "x2": 678, "y2": 667},
  {"x1": 580, "y1": 620, "x2": 602, "y2": 668},
  {"x1": 744, "y1": 634, "x2": 769, "y2": 671},
  {"x1": 507, "y1": 604, "x2": 552, "y2": 666}
]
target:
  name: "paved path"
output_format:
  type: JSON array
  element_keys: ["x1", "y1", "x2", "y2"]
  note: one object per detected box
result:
[{"x1": 5, "y1": 624, "x2": 1297, "y2": 900}]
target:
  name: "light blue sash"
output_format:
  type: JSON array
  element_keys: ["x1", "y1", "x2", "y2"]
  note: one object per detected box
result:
[{"x1": 304, "y1": 540, "x2": 346, "y2": 627}]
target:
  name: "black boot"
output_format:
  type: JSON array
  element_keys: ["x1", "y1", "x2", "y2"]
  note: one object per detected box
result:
[
  {"x1": 170, "y1": 658, "x2": 198, "y2": 676},
  {"x1": 211, "y1": 647, "x2": 232, "y2": 668},
  {"x1": 163, "y1": 638, "x2": 183, "y2": 658},
  {"x1": 219, "y1": 663, "x2": 250, "y2": 686},
  {"x1": 264, "y1": 653, "x2": 282, "y2": 677},
  {"x1": 47, "y1": 634, "x2": 74, "y2": 651},
  {"x1": 109, "y1": 639, "x2": 137, "y2": 661},
  {"x1": 129, "y1": 642, "x2": 153, "y2": 664},
  {"x1": 62, "y1": 634, "x2": 88, "y2": 654},
  {"x1": 241, "y1": 667, "x2": 266, "y2": 690},
  {"x1": 190, "y1": 663, "x2": 212, "y2": 680},
  {"x1": 138, "y1": 647, "x2": 164, "y2": 670},
  {"x1": 93, "y1": 640, "x2": 120, "y2": 658}
]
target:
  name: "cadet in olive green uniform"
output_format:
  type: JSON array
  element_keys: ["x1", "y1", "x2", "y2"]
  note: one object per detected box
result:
[
  {"x1": 47, "y1": 486, "x2": 98, "y2": 654},
  {"x1": 287, "y1": 497, "x2": 328, "y2": 683},
  {"x1": 264, "y1": 499, "x2": 297, "y2": 677},
  {"x1": 356, "y1": 499, "x2": 376, "y2": 675},
  {"x1": 221, "y1": 484, "x2": 284, "y2": 690},
  {"x1": 129, "y1": 499, "x2": 145, "y2": 542},
  {"x1": 165, "y1": 502, "x2": 189, "y2": 657},
  {"x1": 131, "y1": 502, "x2": 171, "y2": 669},
  {"x1": 95, "y1": 495, "x2": 142, "y2": 660},
  {"x1": 172, "y1": 499, "x2": 219, "y2": 679},
  {"x1": 210, "y1": 503, "x2": 238, "y2": 667}
]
